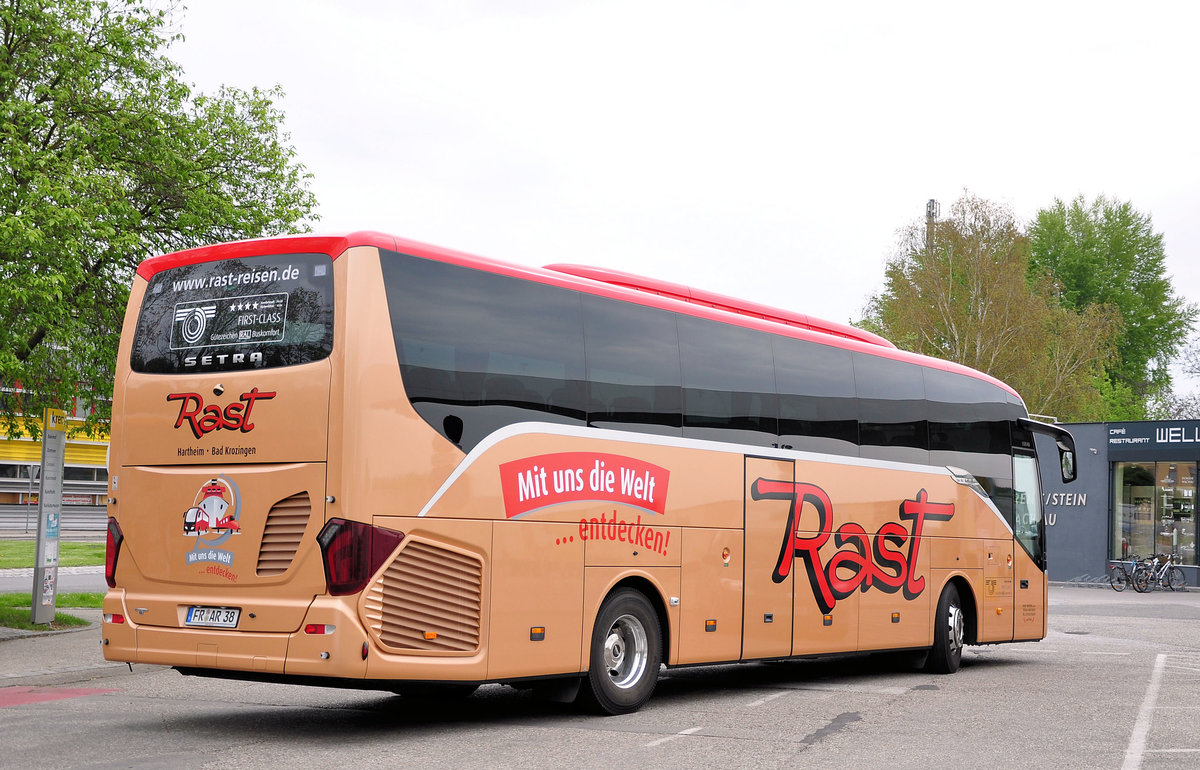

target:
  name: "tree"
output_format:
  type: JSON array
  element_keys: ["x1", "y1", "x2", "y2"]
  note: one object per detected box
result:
[
  {"x1": 860, "y1": 193, "x2": 1121, "y2": 421},
  {"x1": 1028, "y1": 195, "x2": 1196, "y2": 417},
  {"x1": 0, "y1": 0, "x2": 317, "y2": 437},
  {"x1": 1150, "y1": 335, "x2": 1200, "y2": 419}
]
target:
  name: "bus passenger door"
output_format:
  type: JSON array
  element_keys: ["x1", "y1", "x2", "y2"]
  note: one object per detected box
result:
[{"x1": 743, "y1": 457, "x2": 794, "y2": 660}]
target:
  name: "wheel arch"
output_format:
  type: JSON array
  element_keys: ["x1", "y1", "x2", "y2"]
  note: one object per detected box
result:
[
  {"x1": 944, "y1": 573, "x2": 979, "y2": 645},
  {"x1": 605, "y1": 575, "x2": 670, "y2": 665}
]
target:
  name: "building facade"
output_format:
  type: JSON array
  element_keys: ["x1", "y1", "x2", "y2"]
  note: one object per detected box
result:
[
  {"x1": 1038, "y1": 420, "x2": 1199, "y2": 587},
  {"x1": 0, "y1": 405, "x2": 109, "y2": 506}
]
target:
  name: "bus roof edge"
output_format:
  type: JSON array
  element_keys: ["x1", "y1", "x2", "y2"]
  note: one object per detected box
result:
[{"x1": 544, "y1": 263, "x2": 896, "y2": 349}]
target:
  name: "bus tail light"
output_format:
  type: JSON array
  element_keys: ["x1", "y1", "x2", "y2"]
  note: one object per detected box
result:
[
  {"x1": 105, "y1": 517, "x2": 124, "y2": 588},
  {"x1": 317, "y1": 519, "x2": 404, "y2": 596},
  {"x1": 305, "y1": 624, "x2": 336, "y2": 635}
]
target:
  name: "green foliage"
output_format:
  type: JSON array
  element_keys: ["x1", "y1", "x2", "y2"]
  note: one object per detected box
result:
[
  {"x1": 1029, "y1": 195, "x2": 1197, "y2": 413},
  {"x1": 0, "y1": 0, "x2": 318, "y2": 436},
  {"x1": 861, "y1": 193, "x2": 1122, "y2": 421},
  {"x1": 1096, "y1": 373, "x2": 1146, "y2": 422}
]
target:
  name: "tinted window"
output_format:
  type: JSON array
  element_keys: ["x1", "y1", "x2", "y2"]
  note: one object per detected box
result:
[
  {"x1": 582, "y1": 296, "x2": 682, "y2": 436},
  {"x1": 853, "y1": 353, "x2": 928, "y2": 463},
  {"x1": 381, "y1": 251, "x2": 585, "y2": 451},
  {"x1": 924, "y1": 368, "x2": 1012, "y2": 497},
  {"x1": 678, "y1": 316, "x2": 777, "y2": 446},
  {"x1": 774, "y1": 337, "x2": 858, "y2": 454},
  {"x1": 132, "y1": 253, "x2": 334, "y2": 373}
]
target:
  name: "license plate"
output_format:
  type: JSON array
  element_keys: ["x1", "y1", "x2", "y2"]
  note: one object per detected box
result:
[{"x1": 185, "y1": 606, "x2": 240, "y2": 628}]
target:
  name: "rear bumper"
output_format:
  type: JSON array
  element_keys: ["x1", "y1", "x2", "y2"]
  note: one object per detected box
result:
[
  {"x1": 100, "y1": 591, "x2": 371, "y2": 678},
  {"x1": 100, "y1": 591, "x2": 493, "y2": 682}
]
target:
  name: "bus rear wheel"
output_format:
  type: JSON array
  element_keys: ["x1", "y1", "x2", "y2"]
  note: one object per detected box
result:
[
  {"x1": 925, "y1": 583, "x2": 964, "y2": 674},
  {"x1": 581, "y1": 588, "x2": 661, "y2": 715}
]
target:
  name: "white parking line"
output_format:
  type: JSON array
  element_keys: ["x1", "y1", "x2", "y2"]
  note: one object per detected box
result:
[
  {"x1": 646, "y1": 726, "x2": 702, "y2": 747},
  {"x1": 1122, "y1": 653, "x2": 1166, "y2": 770},
  {"x1": 1008, "y1": 650, "x2": 1132, "y2": 655},
  {"x1": 745, "y1": 691, "x2": 788, "y2": 708}
]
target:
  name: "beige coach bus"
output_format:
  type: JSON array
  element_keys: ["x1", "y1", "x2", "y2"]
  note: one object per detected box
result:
[{"x1": 102, "y1": 232, "x2": 1076, "y2": 714}]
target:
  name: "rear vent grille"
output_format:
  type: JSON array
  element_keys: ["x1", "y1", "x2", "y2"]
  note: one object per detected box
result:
[
  {"x1": 364, "y1": 540, "x2": 483, "y2": 652},
  {"x1": 256, "y1": 492, "x2": 311, "y2": 576}
]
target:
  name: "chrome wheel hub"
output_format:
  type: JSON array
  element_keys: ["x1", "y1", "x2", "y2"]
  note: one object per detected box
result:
[
  {"x1": 948, "y1": 602, "x2": 964, "y2": 653},
  {"x1": 603, "y1": 613, "x2": 648, "y2": 689}
]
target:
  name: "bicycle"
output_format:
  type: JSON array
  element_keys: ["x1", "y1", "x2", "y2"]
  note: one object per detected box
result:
[
  {"x1": 1107, "y1": 554, "x2": 1142, "y2": 592},
  {"x1": 1132, "y1": 553, "x2": 1187, "y2": 592}
]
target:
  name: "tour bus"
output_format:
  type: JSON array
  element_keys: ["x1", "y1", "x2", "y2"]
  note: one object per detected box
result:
[{"x1": 102, "y1": 231, "x2": 1076, "y2": 714}]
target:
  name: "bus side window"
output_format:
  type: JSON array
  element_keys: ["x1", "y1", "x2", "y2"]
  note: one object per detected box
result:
[
  {"x1": 677, "y1": 315, "x2": 777, "y2": 446},
  {"x1": 774, "y1": 336, "x2": 858, "y2": 456},
  {"x1": 854, "y1": 353, "x2": 928, "y2": 465},
  {"x1": 381, "y1": 250, "x2": 586, "y2": 451},
  {"x1": 582, "y1": 295, "x2": 682, "y2": 436}
]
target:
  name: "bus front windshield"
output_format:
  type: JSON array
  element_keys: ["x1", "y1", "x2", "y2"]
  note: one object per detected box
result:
[{"x1": 1013, "y1": 453, "x2": 1044, "y2": 567}]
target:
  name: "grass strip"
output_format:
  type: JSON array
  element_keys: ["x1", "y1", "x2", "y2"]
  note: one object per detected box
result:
[
  {"x1": 0, "y1": 592, "x2": 101, "y2": 631},
  {"x1": 0, "y1": 541, "x2": 106, "y2": 569}
]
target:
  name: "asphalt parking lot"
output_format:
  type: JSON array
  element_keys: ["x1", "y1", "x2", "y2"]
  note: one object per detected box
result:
[{"x1": 1, "y1": 585, "x2": 1197, "y2": 769}]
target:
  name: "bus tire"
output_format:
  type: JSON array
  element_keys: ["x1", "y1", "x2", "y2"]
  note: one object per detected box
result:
[
  {"x1": 581, "y1": 588, "x2": 661, "y2": 715},
  {"x1": 925, "y1": 583, "x2": 964, "y2": 674}
]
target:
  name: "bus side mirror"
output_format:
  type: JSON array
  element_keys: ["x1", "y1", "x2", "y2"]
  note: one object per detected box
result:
[{"x1": 1060, "y1": 448, "x2": 1076, "y2": 483}]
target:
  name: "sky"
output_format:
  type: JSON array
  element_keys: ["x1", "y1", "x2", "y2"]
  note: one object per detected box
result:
[{"x1": 167, "y1": 1, "x2": 1200, "y2": 351}]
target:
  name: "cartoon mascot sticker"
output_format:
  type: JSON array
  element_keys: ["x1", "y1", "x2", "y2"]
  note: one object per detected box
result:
[{"x1": 183, "y1": 475, "x2": 242, "y2": 570}]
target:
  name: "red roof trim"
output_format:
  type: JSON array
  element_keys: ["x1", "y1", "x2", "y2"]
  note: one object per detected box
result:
[
  {"x1": 134, "y1": 231, "x2": 397, "y2": 280},
  {"x1": 132, "y1": 231, "x2": 1021, "y2": 400}
]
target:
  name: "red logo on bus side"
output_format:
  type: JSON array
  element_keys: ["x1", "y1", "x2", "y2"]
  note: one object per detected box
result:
[
  {"x1": 752, "y1": 479, "x2": 954, "y2": 614},
  {"x1": 166, "y1": 388, "x2": 277, "y2": 440},
  {"x1": 499, "y1": 452, "x2": 670, "y2": 519}
]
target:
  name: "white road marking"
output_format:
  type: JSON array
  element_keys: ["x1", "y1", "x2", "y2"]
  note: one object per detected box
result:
[
  {"x1": 1122, "y1": 653, "x2": 1167, "y2": 770},
  {"x1": 745, "y1": 690, "x2": 788, "y2": 708},
  {"x1": 646, "y1": 726, "x2": 702, "y2": 747}
]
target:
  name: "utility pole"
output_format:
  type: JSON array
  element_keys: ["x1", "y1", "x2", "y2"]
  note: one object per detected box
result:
[{"x1": 925, "y1": 198, "x2": 940, "y2": 255}]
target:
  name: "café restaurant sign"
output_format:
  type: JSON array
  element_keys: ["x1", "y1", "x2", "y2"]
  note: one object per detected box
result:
[{"x1": 1108, "y1": 421, "x2": 1200, "y2": 451}]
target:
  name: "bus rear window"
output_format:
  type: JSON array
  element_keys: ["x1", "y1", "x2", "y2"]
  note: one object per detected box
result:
[{"x1": 131, "y1": 253, "x2": 334, "y2": 374}]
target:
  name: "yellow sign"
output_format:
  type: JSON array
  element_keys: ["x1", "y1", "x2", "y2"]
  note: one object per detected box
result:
[{"x1": 45, "y1": 408, "x2": 67, "y2": 433}]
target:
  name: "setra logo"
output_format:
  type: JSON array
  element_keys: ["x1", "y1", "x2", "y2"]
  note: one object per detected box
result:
[{"x1": 166, "y1": 388, "x2": 276, "y2": 440}]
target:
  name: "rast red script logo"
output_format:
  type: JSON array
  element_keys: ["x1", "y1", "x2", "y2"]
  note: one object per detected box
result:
[
  {"x1": 166, "y1": 388, "x2": 276, "y2": 440},
  {"x1": 752, "y1": 479, "x2": 955, "y2": 614}
]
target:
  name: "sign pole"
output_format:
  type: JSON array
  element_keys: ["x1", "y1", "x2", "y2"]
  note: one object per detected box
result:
[{"x1": 31, "y1": 408, "x2": 67, "y2": 625}]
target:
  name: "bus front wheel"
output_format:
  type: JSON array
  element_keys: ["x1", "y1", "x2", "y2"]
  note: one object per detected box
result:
[
  {"x1": 581, "y1": 588, "x2": 661, "y2": 715},
  {"x1": 925, "y1": 583, "x2": 964, "y2": 674}
]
